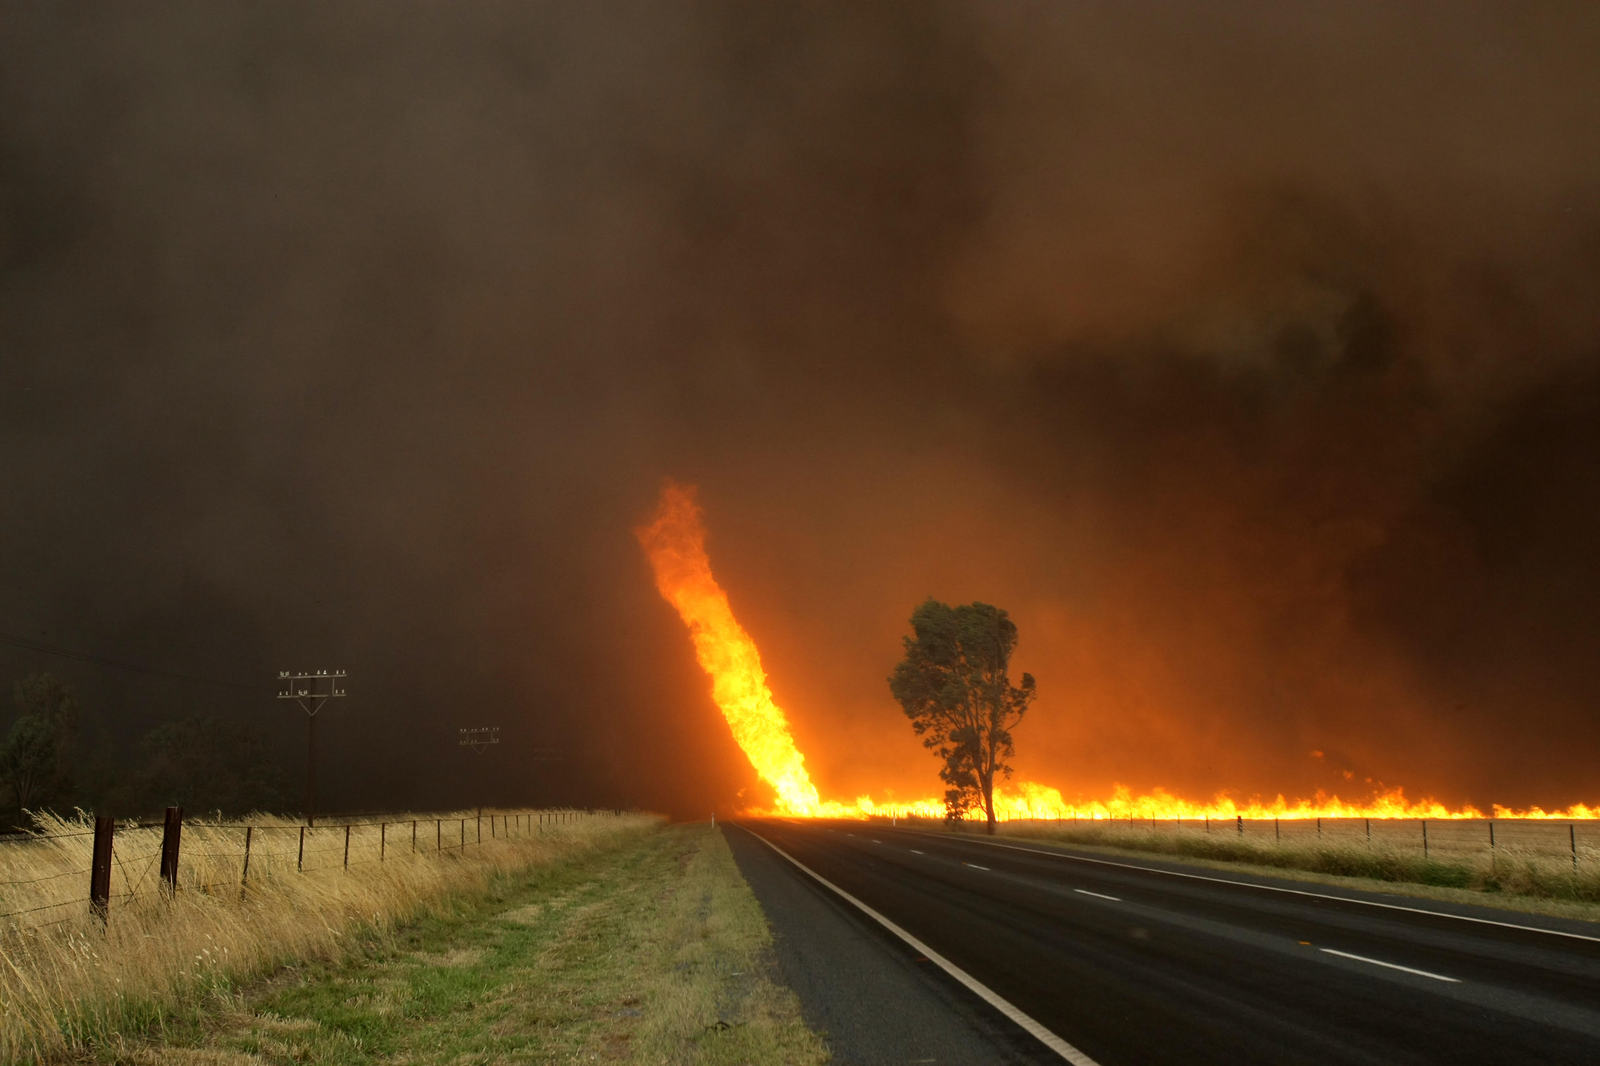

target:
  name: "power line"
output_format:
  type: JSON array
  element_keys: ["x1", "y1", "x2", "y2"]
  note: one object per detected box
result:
[{"x1": 0, "y1": 628, "x2": 257, "y2": 692}]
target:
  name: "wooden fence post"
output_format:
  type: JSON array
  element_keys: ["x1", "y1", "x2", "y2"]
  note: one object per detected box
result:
[
  {"x1": 297, "y1": 826, "x2": 306, "y2": 871},
  {"x1": 1572, "y1": 824, "x2": 1579, "y2": 873},
  {"x1": 1422, "y1": 819, "x2": 1429, "y2": 858},
  {"x1": 343, "y1": 824, "x2": 351, "y2": 869},
  {"x1": 240, "y1": 825, "x2": 253, "y2": 899},
  {"x1": 159, "y1": 806, "x2": 183, "y2": 898},
  {"x1": 89, "y1": 815, "x2": 115, "y2": 924},
  {"x1": 380, "y1": 822, "x2": 386, "y2": 861},
  {"x1": 436, "y1": 819, "x2": 441, "y2": 852}
]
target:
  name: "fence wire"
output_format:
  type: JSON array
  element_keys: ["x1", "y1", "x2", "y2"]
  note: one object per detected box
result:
[{"x1": 0, "y1": 809, "x2": 614, "y2": 926}]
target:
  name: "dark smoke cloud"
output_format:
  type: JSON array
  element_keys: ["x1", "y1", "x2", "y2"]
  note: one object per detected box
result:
[{"x1": 2, "y1": 3, "x2": 1597, "y2": 817}]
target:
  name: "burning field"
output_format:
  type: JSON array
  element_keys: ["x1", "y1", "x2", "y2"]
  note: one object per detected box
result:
[{"x1": 637, "y1": 481, "x2": 1598, "y2": 825}]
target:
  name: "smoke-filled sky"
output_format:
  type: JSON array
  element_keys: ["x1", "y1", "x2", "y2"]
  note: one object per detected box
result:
[{"x1": 3, "y1": 3, "x2": 1598, "y2": 816}]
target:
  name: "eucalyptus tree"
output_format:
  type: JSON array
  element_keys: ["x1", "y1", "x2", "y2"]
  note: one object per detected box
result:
[{"x1": 889, "y1": 599, "x2": 1035, "y2": 833}]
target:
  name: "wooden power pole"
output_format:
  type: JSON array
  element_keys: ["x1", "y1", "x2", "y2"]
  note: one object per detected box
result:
[{"x1": 277, "y1": 669, "x2": 347, "y2": 826}]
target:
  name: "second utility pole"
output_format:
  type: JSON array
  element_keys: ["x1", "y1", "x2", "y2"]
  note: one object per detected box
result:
[{"x1": 277, "y1": 669, "x2": 347, "y2": 826}]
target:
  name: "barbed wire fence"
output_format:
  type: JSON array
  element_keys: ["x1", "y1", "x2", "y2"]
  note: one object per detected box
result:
[
  {"x1": 939, "y1": 810, "x2": 1600, "y2": 870},
  {"x1": 0, "y1": 806, "x2": 616, "y2": 930}
]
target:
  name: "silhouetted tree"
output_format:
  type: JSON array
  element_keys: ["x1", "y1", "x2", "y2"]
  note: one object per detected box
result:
[
  {"x1": 889, "y1": 600, "x2": 1036, "y2": 834},
  {"x1": 134, "y1": 713, "x2": 293, "y2": 816},
  {"x1": 0, "y1": 673, "x2": 79, "y2": 827}
]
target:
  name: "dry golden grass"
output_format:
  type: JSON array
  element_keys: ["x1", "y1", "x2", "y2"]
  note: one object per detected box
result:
[
  {"x1": 67, "y1": 823, "x2": 827, "y2": 1066},
  {"x1": 993, "y1": 813, "x2": 1600, "y2": 862},
  {"x1": 0, "y1": 808, "x2": 657, "y2": 1065}
]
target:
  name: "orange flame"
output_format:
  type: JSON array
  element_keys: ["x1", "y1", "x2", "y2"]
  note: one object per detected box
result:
[
  {"x1": 638, "y1": 481, "x2": 1600, "y2": 822},
  {"x1": 968, "y1": 782, "x2": 1600, "y2": 822},
  {"x1": 636, "y1": 482, "x2": 822, "y2": 815}
]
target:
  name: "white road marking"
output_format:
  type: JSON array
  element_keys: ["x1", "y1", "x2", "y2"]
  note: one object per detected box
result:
[
  {"x1": 871, "y1": 839, "x2": 883, "y2": 844},
  {"x1": 910, "y1": 849, "x2": 925, "y2": 855},
  {"x1": 950, "y1": 837, "x2": 1600, "y2": 944},
  {"x1": 963, "y1": 862, "x2": 991, "y2": 871},
  {"x1": 1074, "y1": 889, "x2": 1121, "y2": 902},
  {"x1": 1319, "y1": 948, "x2": 1460, "y2": 983},
  {"x1": 739, "y1": 826, "x2": 1103, "y2": 1066}
]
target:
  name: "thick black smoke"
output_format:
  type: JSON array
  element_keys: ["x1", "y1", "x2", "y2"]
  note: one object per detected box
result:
[{"x1": 2, "y1": 3, "x2": 1597, "y2": 816}]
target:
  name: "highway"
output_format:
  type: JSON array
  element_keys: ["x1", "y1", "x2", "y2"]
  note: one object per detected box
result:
[{"x1": 731, "y1": 819, "x2": 1600, "y2": 1065}]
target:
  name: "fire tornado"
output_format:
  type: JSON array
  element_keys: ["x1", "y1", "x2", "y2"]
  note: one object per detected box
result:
[{"x1": 635, "y1": 481, "x2": 823, "y2": 815}]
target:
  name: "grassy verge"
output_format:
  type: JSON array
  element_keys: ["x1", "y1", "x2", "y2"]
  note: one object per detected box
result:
[
  {"x1": 1, "y1": 810, "x2": 654, "y2": 1064},
  {"x1": 985, "y1": 822, "x2": 1600, "y2": 921},
  {"x1": 71, "y1": 823, "x2": 828, "y2": 1065}
]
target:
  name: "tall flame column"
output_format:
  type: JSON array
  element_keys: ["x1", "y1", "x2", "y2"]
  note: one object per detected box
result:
[{"x1": 636, "y1": 481, "x2": 822, "y2": 815}]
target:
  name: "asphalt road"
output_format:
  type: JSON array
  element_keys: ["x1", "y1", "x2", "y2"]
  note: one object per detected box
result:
[{"x1": 731, "y1": 819, "x2": 1600, "y2": 1066}]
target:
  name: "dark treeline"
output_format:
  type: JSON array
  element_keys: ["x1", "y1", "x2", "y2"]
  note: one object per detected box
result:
[{"x1": 0, "y1": 672, "x2": 292, "y2": 831}]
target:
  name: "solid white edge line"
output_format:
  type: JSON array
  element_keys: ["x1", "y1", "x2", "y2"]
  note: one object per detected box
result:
[
  {"x1": 1074, "y1": 889, "x2": 1121, "y2": 902},
  {"x1": 1319, "y1": 948, "x2": 1460, "y2": 983},
  {"x1": 964, "y1": 862, "x2": 991, "y2": 871},
  {"x1": 949, "y1": 836, "x2": 1600, "y2": 944},
  {"x1": 739, "y1": 824, "x2": 1102, "y2": 1066}
]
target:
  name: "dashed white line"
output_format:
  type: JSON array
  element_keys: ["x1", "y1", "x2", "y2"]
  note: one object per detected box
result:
[
  {"x1": 949, "y1": 837, "x2": 1600, "y2": 944},
  {"x1": 871, "y1": 839, "x2": 883, "y2": 844},
  {"x1": 1319, "y1": 948, "x2": 1459, "y2": 983},
  {"x1": 910, "y1": 849, "x2": 925, "y2": 855},
  {"x1": 1074, "y1": 889, "x2": 1121, "y2": 902},
  {"x1": 738, "y1": 825, "x2": 1102, "y2": 1066},
  {"x1": 963, "y1": 862, "x2": 991, "y2": 871}
]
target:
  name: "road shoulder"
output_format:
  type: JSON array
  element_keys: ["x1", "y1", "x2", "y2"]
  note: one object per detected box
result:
[{"x1": 724, "y1": 822, "x2": 1060, "y2": 1066}]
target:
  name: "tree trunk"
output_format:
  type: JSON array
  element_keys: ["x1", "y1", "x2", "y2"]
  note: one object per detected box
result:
[{"x1": 981, "y1": 768, "x2": 996, "y2": 835}]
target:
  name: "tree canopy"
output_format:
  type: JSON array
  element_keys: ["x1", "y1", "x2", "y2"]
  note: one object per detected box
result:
[
  {"x1": 135, "y1": 713, "x2": 293, "y2": 816},
  {"x1": 888, "y1": 599, "x2": 1035, "y2": 833},
  {"x1": 0, "y1": 673, "x2": 79, "y2": 825}
]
